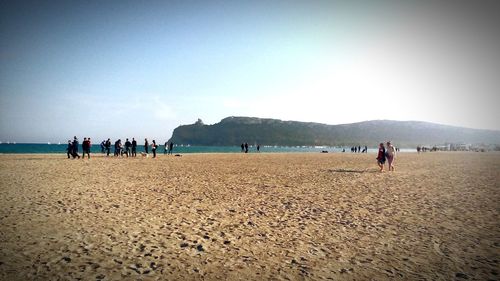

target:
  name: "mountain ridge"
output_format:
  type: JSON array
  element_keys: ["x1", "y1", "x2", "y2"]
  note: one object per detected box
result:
[{"x1": 169, "y1": 116, "x2": 500, "y2": 147}]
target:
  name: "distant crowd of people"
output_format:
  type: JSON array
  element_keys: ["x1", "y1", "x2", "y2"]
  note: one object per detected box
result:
[
  {"x1": 376, "y1": 141, "x2": 397, "y2": 172},
  {"x1": 240, "y1": 142, "x2": 260, "y2": 153},
  {"x1": 416, "y1": 145, "x2": 430, "y2": 153},
  {"x1": 350, "y1": 145, "x2": 368, "y2": 153},
  {"x1": 67, "y1": 136, "x2": 174, "y2": 159}
]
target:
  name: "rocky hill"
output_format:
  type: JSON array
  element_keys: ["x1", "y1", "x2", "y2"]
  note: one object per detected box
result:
[{"x1": 169, "y1": 117, "x2": 500, "y2": 147}]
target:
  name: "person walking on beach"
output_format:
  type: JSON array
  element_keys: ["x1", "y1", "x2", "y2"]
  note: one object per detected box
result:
[
  {"x1": 257, "y1": 144, "x2": 260, "y2": 152},
  {"x1": 376, "y1": 142, "x2": 386, "y2": 172},
  {"x1": 151, "y1": 140, "x2": 157, "y2": 158},
  {"x1": 66, "y1": 140, "x2": 72, "y2": 159},
  {"x1": 386, "y1": 141, "x2": 396, "y2": 171},
  {"x1": 72, "y1": 136, "x2": 80, "y2": 159},
  {"x1": 241, "y1": 143, "x2": 245, "y2": 152},
  {"x1": 82, "y1": 138, "x2": 88, "y2": 158},
  {"x1": 164, "y1": 141, "x2": 168, "y2": 154},
  {"x1": 131, "y1": 138, "x2": 137, "y2": 157},
  {"x1": 114, "y1": 139, "x2": 121, "y2": 156},
  {"x1": 125, "y1": 138, "x2": 131, "y2": 157},
  {"x1": 168, "y1": 142, "x2": 174, "y2": 155},
  {"x1": 244, "y1": 142, "x2": 249, "y2": 153},
  {"x1": 105, "y1": 138, "x2": 111, "y2": 156},
  {"x1": 144, "y1": 138, "x2": 149, "y2": 154},
  {"x1": 85, "y1": 137, "x2": 91, "y2": 159},
  {"x1": 100, "y1": 140, "x2": 105, "y2": 153}
]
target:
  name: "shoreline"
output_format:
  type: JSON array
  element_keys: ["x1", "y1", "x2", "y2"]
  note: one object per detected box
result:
[{"x1": 0, "y1": 150, "x2": 496, "y2": 157}]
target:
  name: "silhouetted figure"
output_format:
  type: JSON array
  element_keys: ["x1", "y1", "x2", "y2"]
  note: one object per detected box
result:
[
  {"x1": 151, "y1": 140, "x2": 157, "y2": 158},
  {"x1": 105, "y1": 138, "x2": 111, "y2": 156},
  {"x1": 244, "y1": 142, "x2": 249, "y2": 153},
  {"x1": 364, "y1": 146, "x2": 368, "y2": 153},
  {"x1": 358, "y1": 146, "x2": 361, "y2": 153},
  {"x1": 342, "y1": 148, "x2": 345, "y2": 153},
  {"x1": 164, "y1": 141, "x2": 168, "y2": 154},
  {"x1": 67, "y1": 140, "x2": 72, "y2": 159},
  {"x1": 417, "y1": 146, "x2": 421, "y2": 154},
  {"x1": 169, "y1": 142, "x2": 174, "y2": 155},
  {"x1": 354, "y1": 146, "x2": 357, "y2": 153},
  {"x1": 85, "y1": 137, "x2": 91, "y2": 159},
  {"x1": 241, "y1": 143, "x2": 245, "y2": 152},
  {"x1": 257, "y1": 144, "x2": 260, "y2": 152},
  {"x1": 82, "y1": 138, "x2": 88, "y2": 158},
  {"x1": 144, "y1": 138, "x2": 149, "y2": 154},
  {"x1": 114, "y1": 139, "x2": 121, "y2": 156},
  {"x1": 100, "y1": 140, "x2": 105, "y2": 153},
  {"x1": 72, "y1": 136, "x2": 80, "y2": 159},
  {"x1": 125, "y1": 138, "x2": 131, "y2": 157},
  {"x1": 131, "y1": 138, "x2": 137, "y2": 157}
]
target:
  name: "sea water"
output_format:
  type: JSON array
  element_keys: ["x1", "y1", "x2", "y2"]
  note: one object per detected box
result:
[{"x1": 0, "y1": 143, "x2": 416, "y2": 154}]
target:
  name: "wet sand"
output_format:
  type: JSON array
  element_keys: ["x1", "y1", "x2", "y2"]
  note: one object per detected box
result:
[{"x1": 0, "y1": 152, "x2": 499, "y2": 280}]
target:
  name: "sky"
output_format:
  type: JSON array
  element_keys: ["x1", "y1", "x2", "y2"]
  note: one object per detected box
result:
[{"x1": 1, "y1": 0, "x2": 499, "y2": 143}]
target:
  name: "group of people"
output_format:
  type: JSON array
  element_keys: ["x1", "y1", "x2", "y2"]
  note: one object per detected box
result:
[
  {"x1": 240, "y1": 142, "x2": 260, "y2": 153},
  {"x1": 67, "y1": 136, "x2": 84, "y2": 159},
  {"x1": 376, "y1": 141, "x2": 397, "y2": 172},
  {"x1": 416, "y1": 146, "x2": 429, "y2": 153},
  {"x1": 68, "y1": 136, "x2": 175, "y2": 159},
  {"x1": 350, "y1": 145, "x2": 368, "y2": 153}
]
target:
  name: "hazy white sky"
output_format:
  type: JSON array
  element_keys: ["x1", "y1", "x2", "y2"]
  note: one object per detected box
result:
[{"x1": 1, "y1": 0, "x2": 499, "y2": 143}]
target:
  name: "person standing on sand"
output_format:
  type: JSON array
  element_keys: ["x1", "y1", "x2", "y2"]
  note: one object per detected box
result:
[
  {"x1": 100, "y1": 140, "x2": 105, "y2": 153},
  {"x1": 72, "y1": 136, "x2": 80, "y2": 159},
  {"x1": 82, "y1": 138, "x2": 88, "y2": 158},
  {"x1": 169, "y1": 142, "x2": 174, "y2": 155},
  {"x1": 66, "y1": 140, "x2": 72, "y2": 159},
  {"x1": 144, "y1": 138, "x2": 149, "y2": 154},
  {"x1": 164, "y1": 141, "x2": 168, "y2": 154},
  {"x1": 151, "y1": 140, "x2": 157, "y2": 158},
  {"x1": 114, "y1": 139, "x2": 120, "y2": 156},
  {"x1": 244, "y1": 142, "x2": 249, "y2": 153},
  {"x1": 241, "y1": 143, "x2": 244, "y2": 152},
  {"x1": 131, "y1": 138, "x2": 137, "y2": 157},
  {"x1": 376, "y1": 142, "x2": 386, "y2": 172},
  {"x1": 125, "y1": 138, "x2": 131, "y2": 157},
  {"x1": 87, "y1": 138, "x2": 92, "y2": 159},
  {"x1": 386, "y1": 141, "x2": 396, "y2": 171},
  {"x1": 105, "y1": 138, "x2": 111, "y2": 156}
]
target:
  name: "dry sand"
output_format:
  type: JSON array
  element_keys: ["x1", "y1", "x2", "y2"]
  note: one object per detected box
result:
[{"x1": 0, "y1": 152, "x2": 498, "y2": 280}]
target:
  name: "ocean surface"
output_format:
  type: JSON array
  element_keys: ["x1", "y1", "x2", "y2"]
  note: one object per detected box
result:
[{"x1": 0, "y1": 143, "x2": 415, "y2": 154}]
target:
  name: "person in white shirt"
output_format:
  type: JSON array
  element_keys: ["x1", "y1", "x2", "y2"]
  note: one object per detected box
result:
[{"x1": 386, "y1": 141, "x2": 396, "y2": 171}]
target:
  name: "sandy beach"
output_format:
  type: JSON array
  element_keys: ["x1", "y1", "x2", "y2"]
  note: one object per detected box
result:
[{"x1": 0, "y1": 152, "x2": 498, "y2": 280}]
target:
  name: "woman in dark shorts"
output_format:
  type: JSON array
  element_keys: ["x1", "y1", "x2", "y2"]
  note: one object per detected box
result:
[{"x1": 376, "y1": 142, "x2": 386, "y2": 172}]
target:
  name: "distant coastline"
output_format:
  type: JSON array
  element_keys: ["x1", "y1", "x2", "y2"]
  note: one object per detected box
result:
[{"x1": 169, "y1": 117, "x2": 500, "y2": 147}]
